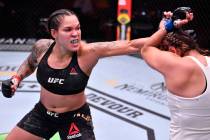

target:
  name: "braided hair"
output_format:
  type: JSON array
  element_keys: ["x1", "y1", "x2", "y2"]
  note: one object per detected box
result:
[
  {"x1": 159, "y1": 29, "x2": 209, "y2": 56},
  {"x1": 47, "y1": 9, "x2": 77, "y2": 32}
]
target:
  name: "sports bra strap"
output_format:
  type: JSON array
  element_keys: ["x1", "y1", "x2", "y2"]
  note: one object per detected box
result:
[{"x1": 186, "y1": 56, "x2": 206, "y2": 71}]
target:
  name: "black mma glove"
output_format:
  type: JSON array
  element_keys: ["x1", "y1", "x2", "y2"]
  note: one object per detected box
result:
[
  {"x1": 164, "y1": 7, "x2": 192, "y2": 32},
  {"x1": 172, "y1": 7, "x2": 192, "y2": 28},
  {"x1": 2, "y1": 78, "x2": 13, "y2": 98},
  {"x1": 172, "y1": 7, "x2": 192, "y2": 21},
  {"x1": 1, "y1": 75, "x2": 21, "y2": 98}
]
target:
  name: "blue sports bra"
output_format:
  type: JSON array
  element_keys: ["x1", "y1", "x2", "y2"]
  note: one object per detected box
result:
[{"x1": 36, "y1": 42, "x2": 89, "y2": 95}]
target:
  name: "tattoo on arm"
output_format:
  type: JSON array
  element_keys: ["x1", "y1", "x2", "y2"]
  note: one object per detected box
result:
[
  {"x1": 98, "y1": 42, "x2": 117, "y2": 49},
  {"x1": 91, "y1": 41, "x2": 117, "y2": 53},
  {"x1": 90, "y1": 40, "x2": 136, "y2": 57},
  {"x1": 17, "y1": 40, "x2": 49, "y2": 79}
]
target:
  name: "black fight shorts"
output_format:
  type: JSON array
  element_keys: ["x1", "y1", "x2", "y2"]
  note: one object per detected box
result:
[{"x1": 17, "y1": 101, "x2": 95, "y2": 140}]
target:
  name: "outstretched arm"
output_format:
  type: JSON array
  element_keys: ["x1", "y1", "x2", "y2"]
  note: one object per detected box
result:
[
  {"x1": 88, "y1": 37, "x2": 149, "y2": 58},
  {"x1": 86, "y1": 10, "x2": 193, "y2": 59}
]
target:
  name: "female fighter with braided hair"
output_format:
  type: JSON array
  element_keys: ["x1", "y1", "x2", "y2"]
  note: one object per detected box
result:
[
  {"x1": 141, "y1": 10, "x2": 210, "y2": 140},
  {"x1": 1, "y1": 8, "x2": 191, "y2": 140},
  {"x1": 1, "y1": 9, "x2": 148, "y2": 140}
]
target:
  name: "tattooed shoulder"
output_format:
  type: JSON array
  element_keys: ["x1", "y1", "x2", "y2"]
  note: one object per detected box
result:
[
  {"x1": 29, "y1": 39, "x2": 53, "y2": 67},
  {"x1": 33, "y1": 39, "x2": 53, "y2": 56}
]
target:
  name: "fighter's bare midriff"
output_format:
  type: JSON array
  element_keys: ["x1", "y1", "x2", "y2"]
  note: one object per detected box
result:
[{"x1": 40, "y1": 87, "x2": 86, "y2": 113}]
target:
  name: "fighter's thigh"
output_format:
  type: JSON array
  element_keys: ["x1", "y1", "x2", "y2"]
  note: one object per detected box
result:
[
  {"x1": 6, "y1": 126, "x2": 43, "y2": 140},
  {"x1": 16, "y1": 105, "x2": 57, "y2": 139}
]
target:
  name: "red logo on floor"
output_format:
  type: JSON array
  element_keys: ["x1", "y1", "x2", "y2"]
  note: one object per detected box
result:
[{"x1": 69, "y1": 122, "x2": 80, "y2": 135}]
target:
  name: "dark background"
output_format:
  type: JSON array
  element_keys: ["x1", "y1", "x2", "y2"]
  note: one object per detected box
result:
[{"x1": 0, "y1": 0, "x2": 209, "y2": 50}]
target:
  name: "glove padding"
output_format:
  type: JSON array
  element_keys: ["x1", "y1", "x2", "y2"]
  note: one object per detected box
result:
[
  {"x1": 1, "y1": 78, "x2": 14, "y2": 98},
  {"x1": 164, "y1": 19, "x2": 174, "y2": 33},
  {"x1": 164, "y1": 7, "x2": 192, "y2": 33},
  {"x1": 172, "y1": 7, "x2": 192, "y2": 21}
]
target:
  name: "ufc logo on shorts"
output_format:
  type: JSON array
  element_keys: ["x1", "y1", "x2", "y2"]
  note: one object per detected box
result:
[
  {"x1": 48, "y1": 77, "x2": 64, "y2": 84},
  {"x1": 46, "y1": 111, "x2": 59, "y2": 118}
]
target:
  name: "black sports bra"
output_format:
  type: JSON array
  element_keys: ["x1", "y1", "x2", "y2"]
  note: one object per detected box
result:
[{"x1": 36, "y1": 42, "x2": 89, "y2": 95}]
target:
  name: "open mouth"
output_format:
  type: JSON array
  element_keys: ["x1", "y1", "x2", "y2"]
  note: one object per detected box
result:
[{"x1": 70, "y1": 39, "x2": 79, "y2": 44}]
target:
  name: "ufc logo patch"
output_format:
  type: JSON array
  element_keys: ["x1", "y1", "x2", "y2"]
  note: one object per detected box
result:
[
  {"x1": 46, "y1": 111, "x2": 59, "y2": 118},
  {"x1": 48, "y1": 77, "x2": 64, "y2": 84}
]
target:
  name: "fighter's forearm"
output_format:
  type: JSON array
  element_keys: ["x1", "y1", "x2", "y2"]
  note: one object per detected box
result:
[
  {"x1": 130, "y1": 37, "x2": 149, "y2": 50},
  {"x1": 143, "y1": 28, "x2": 167, "y2": 48},
  {"x1": 16, "y1": 56, "x2": 37, "y2": 80},
  {"x1": 90, "y1": 39, "x2": 148, "y2": 58}
]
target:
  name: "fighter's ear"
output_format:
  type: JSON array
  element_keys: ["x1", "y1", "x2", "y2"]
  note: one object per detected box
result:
[
  {"x1": 168, "y1": 46, "x2": 177, "y2": 53},
  {"x1": 50, "y1": 29, "x2": 57, "y2": 39},
  {"x1": 169, "y1": 46, "x2": 182, "y2": 56}
]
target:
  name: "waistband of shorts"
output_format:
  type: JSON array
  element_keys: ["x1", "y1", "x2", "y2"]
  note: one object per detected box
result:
[{"x1": 35, "y1": 101, "x2": 89, "y2": 118}]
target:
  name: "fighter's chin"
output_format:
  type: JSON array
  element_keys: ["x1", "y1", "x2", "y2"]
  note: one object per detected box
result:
[
  {"x1": 71, "y1": 48, "x2": 79, "y2": 52},
  {"x1": 70, "y1": 44, "x2": 80, "y2": 51}
]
